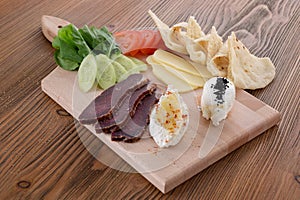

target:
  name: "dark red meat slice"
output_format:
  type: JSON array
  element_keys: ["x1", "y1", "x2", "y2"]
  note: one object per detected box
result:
[
  {"x1": 111, "y1": 91, "x2": 161, "y2": 143},
  {"x1": 78, "y1": 74, "x2": 148, "y2": 124},
  {"x1": 95, "y1": 83, "x2": 157, "y2": 133}
]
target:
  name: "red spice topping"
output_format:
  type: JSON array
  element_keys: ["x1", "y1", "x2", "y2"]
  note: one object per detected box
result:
[{"x1": 172, "y1": 110, "x2": 180, "y2": 114}]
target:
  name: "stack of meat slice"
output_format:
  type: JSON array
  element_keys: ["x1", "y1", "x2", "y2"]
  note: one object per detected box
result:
[{"x1": 79, "y1": 74, "x2": 161, "y2": 142}]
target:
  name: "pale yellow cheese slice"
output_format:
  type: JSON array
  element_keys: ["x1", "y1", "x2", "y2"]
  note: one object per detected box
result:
[
  {"x1": 146, "y1": 56, "x2": 198, "y2": 92},
  {"x1": 149, "y1": 55, "x2": 205, "y2": 87},
  {"x1": 153, "y1": 49, "x2": 201, "y2": 76},
  {"x1": 188, "y1": 60, "x2": 214, "y2": 80}
]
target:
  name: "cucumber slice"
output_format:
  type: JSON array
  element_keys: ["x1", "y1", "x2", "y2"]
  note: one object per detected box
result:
[
  {"x1": 128, "y1": 57, "x2": 148, "y2": 71},
  {"x1": 117, "y1": 57, "x2": 148, "y2": 82},
  {"x1": 113, "y1": 54, "x2": 137, "y2": 70},
  {"x1": 78, "y1": 54, "x2": 97, "y2": 92},
  {"x1": 117, "y1": 65, "x2": 146, "y2": 82},
  {"x1": 95, "y1": 54, "x2": 116, "y2": 90},
  {"x1": 111, "y1": 61, "x2": 127, "y2": 82}
]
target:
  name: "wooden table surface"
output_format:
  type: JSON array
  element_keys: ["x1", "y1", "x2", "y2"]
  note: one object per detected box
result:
[{"x1": 0, "y1": 0, "x2": 299, "y2": 199}]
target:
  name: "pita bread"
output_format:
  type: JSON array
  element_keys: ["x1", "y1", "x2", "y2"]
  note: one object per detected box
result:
[
  {"x1": 185, "y1": 36, "x2": 207, "y2": 65},
  {"x1": 148, "y1": 10, "x2": 188, "y2": 54},
  {"x1": 227, "y1": 32, "x2": 275, "y2": 89},
  {"x1": 205, "y1": 27, "x2": 223, "y2": 62},
  {"x1": 173, "y1": 22, "x2": 188, "y2": 29},
  {"x1": 184, "y1": 16, "x2": 207, "y2": 64},
  {"x1": 186, "y1": 16, "x2": 205, "y2": 39},
  {"x1": 207, "y1": 40, "x2": 229, "y2": 76},
  {"x1": 170, "y1": 23, "x2": 188, "y2": 50},
  {"x1": 185, "y1": 26, "x2": 223, "y2": 66}
]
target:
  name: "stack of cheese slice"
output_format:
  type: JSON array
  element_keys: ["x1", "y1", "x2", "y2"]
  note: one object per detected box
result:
[{"x1": 146, "y1": 50, "x2": 213, "y2": 92}]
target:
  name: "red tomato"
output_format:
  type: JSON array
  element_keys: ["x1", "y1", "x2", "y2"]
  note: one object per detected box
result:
[
  {"x1": 140, "y1": 30, "x2": 159, "y2": 47},
  {"x1": 113, "y1": 30, "x2": 167, "y2": 56},
  {"x1": 140, "y1": 48, "x2": 157, "y2": 55},
  {"x1": 113, "y1": 30, "x2": 142, "y2": 56}
]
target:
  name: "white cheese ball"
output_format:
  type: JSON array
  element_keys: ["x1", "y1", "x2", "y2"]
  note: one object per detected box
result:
[
  {"x1": 201, "y1": 77, "x2": 235, "y2": 126},
  {"x1": 149, "y1": 86, "x2": 189, "y2": 148}
]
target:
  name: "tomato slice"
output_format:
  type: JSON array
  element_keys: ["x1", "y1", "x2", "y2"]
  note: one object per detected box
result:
[
  {"x1": 140, "y1": 48, "x2": 156, "y2": 55},
  {"x1": 140, "y1": 30, "x2": 157, "y2": 47},
  {"x1": 114, "y1": 30, "x2": 142, "y2": 56},
  {"x1": 113, "y1": 30, "x2": 167, "y2": 56}
]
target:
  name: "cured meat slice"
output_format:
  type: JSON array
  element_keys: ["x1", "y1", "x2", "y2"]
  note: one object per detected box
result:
[
  {"x1": 79, "y1": 74, "x2": 148, "y2": 124},
  {"x1": 95, "y1": 83, "x2": 157, "y2": 133},
  {"x1": 111, "y1": 91, "x2": 161, "y2": 143}
]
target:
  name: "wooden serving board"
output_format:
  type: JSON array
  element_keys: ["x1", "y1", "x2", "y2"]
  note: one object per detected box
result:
[{"x1": 41, "y1": 66, "x2": 280, "y2": 193}]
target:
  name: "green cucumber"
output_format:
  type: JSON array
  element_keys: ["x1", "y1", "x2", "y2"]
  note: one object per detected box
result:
[
  {"x1": 112, "y1": 61, "x2": 127, "y2": 82},
  {"x1": 112, "y1": 54, "x2": 137, "y2": 70},
  {"x1": 128, "y1": 57, "x2": 148, "y2": 71},
  {"x1": 95, "y1": 54, "x2": 116, "y2": 90},
  {"x1": 78, "y1": 54, "x2": 97, "y2": 92},
  {"x1": 117, "y1": 57, "x2": 148, "y2": 82}
]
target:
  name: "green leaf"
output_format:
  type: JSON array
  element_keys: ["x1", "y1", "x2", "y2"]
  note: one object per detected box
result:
[
  {"x1": 78, "y1": 25, "x2": 95, "y2": 48},
  {"x1": 54, "y1": 50, "x2": 79, "y2": 71},
  {"x1": 79, "y1": 26, "x2": 121, "y2": 57},
  {"x1": 52, "y1": 36, "x2": 60, "y2": 49},
  {"x1": 59, "y1": 38, "x2": 82, "y2": 63},
  {"x1": 52, "y1": 24, "x2": 91, "y2": 70}
]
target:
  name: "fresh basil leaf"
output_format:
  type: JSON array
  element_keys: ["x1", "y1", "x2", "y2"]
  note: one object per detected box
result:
[
  {"x1": 79, "y1": 26, "x2": 121, "y2": 58},
  {"x1": 54, "y1": 50, "x2": 79, "y2": 71},
  {"x1": 52, "y1": 24, "x2": 91, "y2": 70},
  {"x1": 78, "y1": 25, "x2": 95, "y2": 48},
  {"x1": 59, "y1": 38, "x2": 82, "y2": 63},
  {"x1": 52, "y1": 36, "x2": 60, "y2": 49},
  {"x1": 52, "y1": 23, "x2": 121, "y2": 71}
]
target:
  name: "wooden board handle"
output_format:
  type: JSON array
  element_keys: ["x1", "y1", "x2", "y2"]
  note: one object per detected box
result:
[{"x1": 41, "y1": 15, "x2": 71, "y2": 42}]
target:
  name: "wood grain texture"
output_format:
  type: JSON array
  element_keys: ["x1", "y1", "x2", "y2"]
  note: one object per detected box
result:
[{"x1": 0, "y1": 0, "x2": 299, "y2": 199}]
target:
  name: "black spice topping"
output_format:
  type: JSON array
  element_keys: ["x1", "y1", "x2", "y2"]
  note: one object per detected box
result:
[{"x1": 211, "y1": 77, "x2": 230, "y2": 105}]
